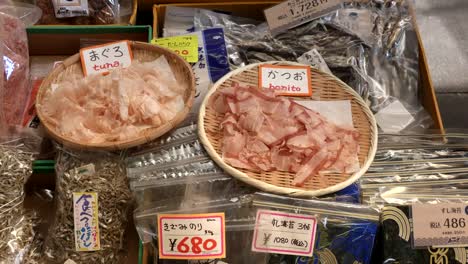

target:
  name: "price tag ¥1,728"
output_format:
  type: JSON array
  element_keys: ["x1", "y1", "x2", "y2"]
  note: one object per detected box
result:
[
  {"x1": 158, "y1": 213, "x2": 226, "y2": 259},
  {"x1": 412, "y1": 203, "x2": 468, "y2": 248}
]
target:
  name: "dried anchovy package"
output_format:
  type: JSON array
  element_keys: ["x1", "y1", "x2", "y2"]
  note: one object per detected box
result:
[
  {"x1": 42, "y1": 148, "x2": 132, "y2": 263},
  {"x1": 377, "y1": 187, "x2": 468, "y2": 264},
  {"x1": 0, "y1": 136, "x2": 40, "y2": 263},
  {"x1": 193, "y1": 0, "x2": 433, "y2": 132}
]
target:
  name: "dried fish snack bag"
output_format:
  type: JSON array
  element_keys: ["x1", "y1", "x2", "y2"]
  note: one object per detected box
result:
[
  {"x1": 41, "y1": 148, "x2": 132, "y2": 263},
  {"x1": 252, "y1": 193, "x2": 380, "y2": 264},
  {"x1": 0, "y1": 135, "x2": 40, "y2": 263},
  {"x1": 377, "y1": 187, "x2": 468, "y2": 264}
]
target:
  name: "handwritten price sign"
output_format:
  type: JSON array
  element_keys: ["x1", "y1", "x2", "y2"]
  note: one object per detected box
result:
[
  {"x1": 259, "y1": 64, "x2": 312, "y2": 97},
  {"x1": 252, "y1": 210, "x2": 317, "y2": 257},
  {"x1": 158, "y1": 213, "x2": 226, "y2": 259},
  {"x1": 152, "y1": 35, "x2": 199, "y2": 63},
  {"x1": 80, "y1": 40, "x2": 133, "y2": 76},
  {"x1": 73, "y1": 192, "x2": 100, "y2": 251}
]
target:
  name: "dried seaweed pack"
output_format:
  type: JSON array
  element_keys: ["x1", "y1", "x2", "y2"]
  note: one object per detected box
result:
[
  {"x1": 253, "y1": 193, "x2": 380, "y2": 264},
  {"x1": 0, "y1": 137, "x2": 39, "y2": 264},
  {"x1": 42, "y1": 148, "x2": 132, "y2": 263},
  {"x1": 377, "y1": 187, "x2": 468, "y2": 264}
]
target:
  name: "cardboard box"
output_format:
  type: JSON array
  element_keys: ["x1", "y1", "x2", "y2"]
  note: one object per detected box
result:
[{"x1": 152, "y1": 2, "x2": 444, "y2": 132}]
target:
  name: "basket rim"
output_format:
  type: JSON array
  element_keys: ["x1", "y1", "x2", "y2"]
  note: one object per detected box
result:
[
  {"x1": 198, "y1": 61, "x2": 378, "y2": 197},
  {"x1": 36, "y1": 41, "x2": 196, "y2": 151}
]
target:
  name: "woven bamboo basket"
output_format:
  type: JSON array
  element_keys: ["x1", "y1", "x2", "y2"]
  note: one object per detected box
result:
[
  {"x1": 198, "y1": 61, "x2": 377, "y2": 197},
  {"x1": 36, "y1": 41, "x2": 195, "y2": 151}
]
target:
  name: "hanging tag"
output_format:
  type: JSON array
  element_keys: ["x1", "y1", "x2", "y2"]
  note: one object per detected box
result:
[
  {"x1": 264, "y1": 0, "x2": 343, "y2": 35},
  {"x1": 412, "y1": 203, "x2": 468, "y2": 248},
  {"x1": 259, "y1": 64, "x2": 312, "y2": 97},
  {"x1": 152, "y1": 35, "x2": 199, "y2": 63},
  {"x1": 157, "y1": 213, "x2": 226, "y2": 259},
  {"x1": 252, "y1": 210, "x2": 317, "y2": 257},
  {"x1": 79, "y1": 40, "x2": 133, "y2": 76},
  {"x1": 73, "y1": 192, "x2": 100, "y2": 251}
]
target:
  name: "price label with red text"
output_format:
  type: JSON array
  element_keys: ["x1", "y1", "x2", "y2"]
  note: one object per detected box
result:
[
  {"x1": 158, "y1": 213, "x2": 226, "y2": 260},
  {"x1": 80, "y1": 40, "x2": 133, "y2": 76},
  {"x1": 259, "y1": 64, "x2": 312, "y2": 97},
  {"x1": 152, "y1": 35, "x2": 199, "y2": 63}
]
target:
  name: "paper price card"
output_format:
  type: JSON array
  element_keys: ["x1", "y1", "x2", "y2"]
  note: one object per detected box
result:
[
  {"x1": 80, "y1": 40, "x2": 133, "y2": 76},
  {"x1": 264, "y1": 0, "x2": 342, "y2": 35},
  {"x1": 158, "y1": 213, "x2": 226, "y2": 259},
  {"x1": 152, "y1": 35, "x2": 199, "y2": 63},
  {"x1": 73, "y1": 192, "x2": 100, "y2": 251},
  {"x1": 259, "y1": 65, "x2": 312, "y2": 97},
  {"x1": 412, "y1": 203, "x2": 468, "y2": 247},
  {"x1": 252, "y1": 210, "x2": 317, "y2": 257}
]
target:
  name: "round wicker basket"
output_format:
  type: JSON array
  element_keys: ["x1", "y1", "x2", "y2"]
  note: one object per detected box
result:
[
  {"x1": 198, "y1": 61, "x2": 377, "y2": 197},
  {"x1": 36, "y1": 41, "x2": 195, "y2": 151}
]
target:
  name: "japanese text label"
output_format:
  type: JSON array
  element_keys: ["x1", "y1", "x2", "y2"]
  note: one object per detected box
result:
[
  {"x1": 80, "y1": 40, "x2": 133, "y2": 76},
  {"x1": 73, "y1": 192, "x2": 100, "y2": 251},
  {"x1": 412, "y1": 203, "x2": 468, "y2": 248},
  {"x1": 152, "y1": 35, "x2": 199, "y2": 63},
  {"x1": 264, "y1": 0, "x2": 342, "y2": 35},
  {"x1": 158, "y1": 213, "x2": 226, "y2": 259},
  {"x1": 252, "y1": 210, "x2": 317, "y2": 257},
  {"x1": 259, "y1": 65, "x2": 312, "y2": 97}
]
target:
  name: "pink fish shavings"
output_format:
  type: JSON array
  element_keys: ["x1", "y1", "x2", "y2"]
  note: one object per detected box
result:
[
  {"x1": 211, "y1": 82, "x2": 360, "y2": 187},
  {"x1": 40, "y1": 56, "x2": 185, "y2": 144}
]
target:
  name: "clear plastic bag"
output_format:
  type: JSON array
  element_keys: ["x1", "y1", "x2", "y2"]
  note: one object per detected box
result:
[
  {"x1": 41, "y1": 148, "x2": 132, "y2": 263},
  {"x1": 0, "y1": 2, "x2": 41, "y2": 129},
  {"x1": 377, "y1": 187, "x2": 468, "y2": 264},
  {"x1": 0, "y1": 136, "x2": 40, "y2": 263},
  {"x1": 193, "y1": 1, "x2": 433, "y2": 132},
  {"x1": 36, "y1": 0, "x2": 130, "y2": 25}
]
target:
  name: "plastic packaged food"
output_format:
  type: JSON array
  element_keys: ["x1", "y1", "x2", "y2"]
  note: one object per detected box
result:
[
  {"x1": 36, "y1": 0, "x2": 132, "y2": 25},
  {"x1": 0, "y1": 135, "x2": 40, "y2": 263},
  {"x1": 193, "y1": 1, "x2": 433, "y2": 133},
  {"x1": 0, "y1": 3, "x2": 41, "y2": 128},
  {"x1": 377, "y1": 187, "x2": 468, "y2": 264},
  {"x1": 41, "y1": 148, "x2": 132, "y2": 263}
]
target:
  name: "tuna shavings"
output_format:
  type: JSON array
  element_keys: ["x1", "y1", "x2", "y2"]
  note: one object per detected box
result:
[
  {"x1": 41, "y1": 56, "x2": 185, "y2": 144},
  {"x1": 211, "y1": 82, "x2": 360, "y2": 187}
]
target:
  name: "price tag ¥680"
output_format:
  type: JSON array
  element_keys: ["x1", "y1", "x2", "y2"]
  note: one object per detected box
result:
[
  {"x1": 152, "y1": 35, "x2": 199, "y2": 63},
  {"x1": 158, "y1": 213, "x2": 226, "y2": 260},
  {"x1": 259, "y1": 65, "x2": 312, "y2": 97},
  {"x1": 252, "y1": 210, "x2": 317, "y2": 257},
  {"x1": 412, "y1": 203, "x2": 468, "y2": 248},
  {"x1": 80, "y1": 40, "x2": 133, "y2": 76}
]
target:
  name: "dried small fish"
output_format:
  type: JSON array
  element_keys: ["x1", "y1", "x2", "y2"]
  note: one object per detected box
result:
[
  {"x1": 41, "y1": 149, "x2": 132, "y2": 263},
  {"x1": 0, "y1": 138, "x2": 38, "y2": 264}
]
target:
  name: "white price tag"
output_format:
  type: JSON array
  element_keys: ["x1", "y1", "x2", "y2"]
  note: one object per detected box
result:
[
  {"x1": 79, "y1": 40, "x2": 133, "y2": 76},
  {"x1": 264, "y1": 0, "x2": 342, "y2": 35},
  {"x1": 259, "y1": 65, "x2": 312, "y2": 97},
  {"x1": 252, "y1": 210, "x2": 317, "y2": 257},
  {"x1": 412, "y1": 203, "x2": 468, "y2": 248},
  {"x1": 73, "y1": 192, "x2": 100, "y2": 251},
  {"x1": 158, "y1": 213, "x2": 226, "y2": 260},
  {"x1": 297, "y1": 49, "x2": 332, "y2": 74}
]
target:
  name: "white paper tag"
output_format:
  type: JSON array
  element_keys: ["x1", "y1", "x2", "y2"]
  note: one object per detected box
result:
[
  {"x1": 375, "y1": 100, "x2": 415, "y2": 133},
  {"x1": 264, "y1": 0, "x2": 342, "y2": 35},
  {"x1": 53, "y1": 0, "x2": 89, "y2": 18},
  {"x1": 252, "y1": 210, "x2": 317, "y2": 257},
  {"x1": 259, "y1": 65, "x2": 312, "y2": 97},
  {"x1": 75, "y1": 163, "x2": 95, "y2": 177},
  {"x1": 73, "y1": 192, "x2": 100, "y2": 251},
  {"x1": 412, "y1": 203, "x2": 468, "y2": 248},
  {"x1": 80, "y1": 41, "x2": 133, "y2": 76},
  {"x1": 157, "y1": 213, "x2": 226, "y2": 259},
  {"x1": 297, "y1": 49, "x2": 332, "y2": 74}
]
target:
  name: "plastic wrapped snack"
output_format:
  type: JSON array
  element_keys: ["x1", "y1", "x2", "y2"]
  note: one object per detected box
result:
[
  {"x1": 36, "y1": 0, "x2": 132, "y2": 25},
  {"x1": 0, "y1": 135, "x2": 40, "y2": 263},
  {"x1": 377, "y1": 187, "x2": 468, "y2": 264},
  {"x1": 0, "y1": 3, "x2": 41, "y2": 128},
  {"x1": 41, "y1": 148, "x2": 132, "y2": 263}
]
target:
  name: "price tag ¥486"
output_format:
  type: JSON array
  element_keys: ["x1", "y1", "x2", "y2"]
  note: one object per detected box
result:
[{"x1": 158, "y1": 213, "x2": 226, "y2": 260}]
